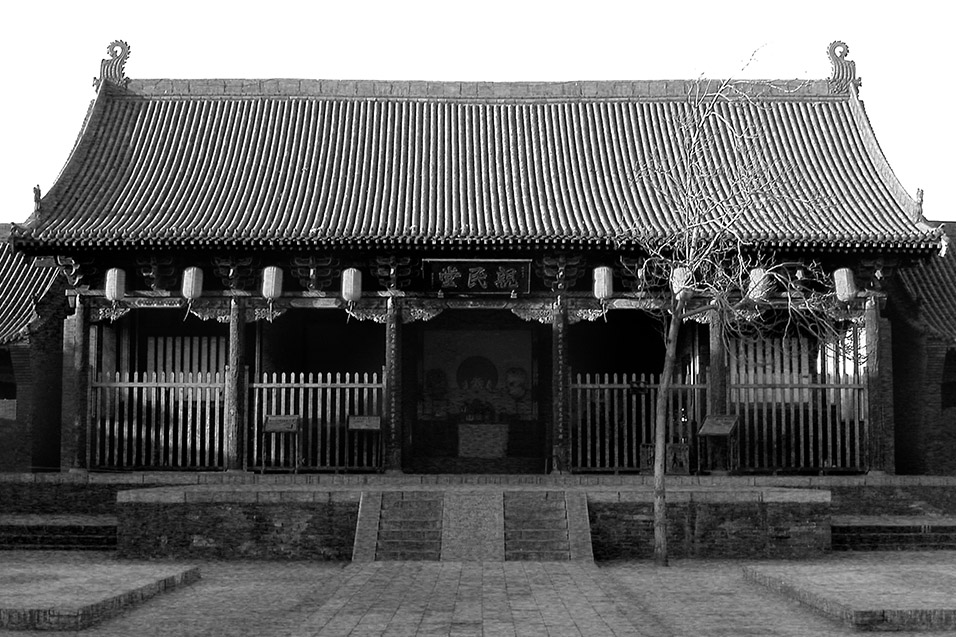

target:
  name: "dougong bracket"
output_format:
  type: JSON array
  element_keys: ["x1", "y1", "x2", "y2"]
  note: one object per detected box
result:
[{"x1": 94, "y1": 40, "x2": 131, "y2": 91}]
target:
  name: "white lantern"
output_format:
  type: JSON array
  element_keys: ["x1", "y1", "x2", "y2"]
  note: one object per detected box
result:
[
  {"x1": 746, "y1": 267, "x2": 772, "y2": 301},
  {"x1": 341, "y1": 268, "x2": 362, "y2": 303},
  {"x1": 182, "y1": 267, "x2": 204, "y2": 300},
  {"x1": 105, "y1": 268, "x2": 126, "y2": 302},
  {"x1": 592, "y1": 266, "x2": 613, "y2": 301},
  {"x1": 262, "y1": 266, "x2": 284, "y2": 300},
  {"x1": 670, "y1": 266, "x2": 694, "y2": 301},
  {"x1": 834, "y1": 267, "x2": 857, "y2": 302}
]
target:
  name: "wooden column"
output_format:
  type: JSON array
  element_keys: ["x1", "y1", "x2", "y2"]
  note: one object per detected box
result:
[
  {"x1": 865, "y1": 295, "x2": 895, "y2": 473},
  {"x1": 384, "y1": 295, "x2": 403, "y2": 472},
  {"x1": 224, "y1": 297, "x2": 245, "y2": 470},
  {"x1": 60, "y1": 295, "x2": 89, "y2": 471},
  {"x1": 551, "y1": 297, "x2": 570, "y2": 473},
  {"x1": 707, "y1": 313, "x2": 728, "y2": 416}
]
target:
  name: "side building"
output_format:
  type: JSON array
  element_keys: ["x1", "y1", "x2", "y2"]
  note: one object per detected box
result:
[
  {"x1": 0, "y1": 224, "x2": 65, "y2": 471},
  {"x1": 889, "y1": 224, "x2": 956, "y2": 474}
]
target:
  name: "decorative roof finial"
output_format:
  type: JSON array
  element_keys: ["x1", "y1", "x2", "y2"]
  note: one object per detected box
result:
[
  {"x1": 827, "y1": 41, "x2": 861, "y2": 94},
  {"x1": 93, "y1": 40, "x2": 131, "y2": 91},
  {"x1": 33, "y1": 185, "x2": 41, "y2": 213}
]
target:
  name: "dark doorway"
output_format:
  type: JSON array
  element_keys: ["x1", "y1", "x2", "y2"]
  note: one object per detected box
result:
[{"x1": 404, "y1": 310, "x2": 548, "y2": 473}]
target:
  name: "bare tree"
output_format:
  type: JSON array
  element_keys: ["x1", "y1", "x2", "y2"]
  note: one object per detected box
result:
[{"x1": 622, "y1": 78, "x2": 856, "y2": 565}]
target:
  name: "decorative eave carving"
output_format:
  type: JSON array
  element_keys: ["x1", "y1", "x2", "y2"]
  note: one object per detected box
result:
[
  {"x1": 137, "y1": 255, "x2": 177, "y2": 292},
  {"x1": 212, "y1": 256, "x2": 256, "y2": 291},
  {"x1": 827, "y1": 40, "x2": 861, "y2": 94},
  {"x1": 536, "y1": 254, "x2": 585, "y2": 292},
  {"x1": 55, "y1": 256, "x2": 96, "y2": 288},
  {"x1": 291, "y1": 255, "x2": 339, "y2": 292},
  {"x1": 93, "y1": 40, "x2": 131, "y2": 91},
  {"x1": 374, "y1": 256, "x2": 416, "y2": 292}
]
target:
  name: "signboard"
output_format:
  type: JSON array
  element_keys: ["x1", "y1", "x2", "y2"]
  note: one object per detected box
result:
[
  {"x1": 348, "y1": 416, "x2": 381, "y2": 431},
  {"x1": 698, "y1": 415, "x2": 739, "y2": 437},
  {"x1": 424, "y1": 259, "x2": 531, "y2": 296},
  {"x1": 264, "y1": 415, "x2": 301, "y2": 433}
]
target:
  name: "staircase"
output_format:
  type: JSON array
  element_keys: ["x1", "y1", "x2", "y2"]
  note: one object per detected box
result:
[
  {"x1": 0, "y1": 515, "x2": 117, "y2": 550},
  {"x1": 375, "y1": 492, "x2": 443, "y2": 560},
  {"x1": 831, "y1": 516, "x2": 956, "y2": 551},
  {"x1": 503, "y1": 491, "x2": 570, "y2": 560}
]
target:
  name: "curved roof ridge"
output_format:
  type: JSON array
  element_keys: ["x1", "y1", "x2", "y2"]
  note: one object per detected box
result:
[
  {"x1": 121, "y1": 77, "x2": 839, "y2": 101},
  {"x1": 847, "y1": 87, "x2": 923, "y2": 224}
]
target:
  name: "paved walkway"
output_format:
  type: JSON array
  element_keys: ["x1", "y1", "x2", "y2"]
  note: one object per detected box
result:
[{"x1": 4, "y1": 552, "x2": 956, "y2": 636}]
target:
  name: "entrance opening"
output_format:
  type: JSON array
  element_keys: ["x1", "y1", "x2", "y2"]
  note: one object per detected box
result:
[{"x1": 404, "y1": 310, "x2": 548, "y2": 473}]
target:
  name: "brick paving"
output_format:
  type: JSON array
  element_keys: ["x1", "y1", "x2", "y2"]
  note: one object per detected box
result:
[{"x1": 4, "y1": 551, "x2": 956, "y2": 636}]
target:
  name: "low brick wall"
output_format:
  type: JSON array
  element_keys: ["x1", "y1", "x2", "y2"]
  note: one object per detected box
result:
[
  {"x1": 588, "y1": 490, "x2": 830, "y2": 560},
  {"x1": 117, "y1": 488, "x2": 359, "y2": 560}
]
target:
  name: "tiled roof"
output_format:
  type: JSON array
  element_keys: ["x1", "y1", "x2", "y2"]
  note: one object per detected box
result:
[
  {"x1": 0, "y1": 226, "x2": 59, "y2": 344},
  {"x1": 898, "y1": 224, "x2": 956, "y2": 344},
  {"x1": 14, "y1": 69, "x2": 941, "y2": 253}
]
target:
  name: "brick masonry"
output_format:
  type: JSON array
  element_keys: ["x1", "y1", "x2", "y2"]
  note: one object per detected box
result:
[
  {"x1": 588, "y1": 501, "x2": 830, "y2": 560},
  {"x1": 118, "y1": 498, "x2": 359, "y2": 560}
]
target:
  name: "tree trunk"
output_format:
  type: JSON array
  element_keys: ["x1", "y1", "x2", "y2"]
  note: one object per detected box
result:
[{"x1": 654, "y1": 297, "x2": 685, "y2": 566}]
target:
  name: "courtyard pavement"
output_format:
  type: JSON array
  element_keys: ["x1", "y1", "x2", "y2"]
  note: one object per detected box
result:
[{"x1": 3, "y1": 551, "x2": 956, "y2": 636}]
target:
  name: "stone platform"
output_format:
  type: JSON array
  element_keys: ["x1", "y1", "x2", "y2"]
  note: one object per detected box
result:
[
  {"x1": 744, "y1": 552, "x2": 956, "y2": 631},
  {"x1": 113, "y1": 480, "x2": 830, "y2": 561},
  {"x1": 0, "y1": 554, "x2": 199, "y2": 630}
]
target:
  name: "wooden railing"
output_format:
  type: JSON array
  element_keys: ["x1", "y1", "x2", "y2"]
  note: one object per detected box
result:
[
  {"x1": 247, "y1": 371, "x2": 385, "y2": 471},
  {"x1": 570, "y1": 372, "x2": 705, "y2": 472},
  {"x1": 89, "y1": 371, "x2": 227, "y2": 469},
  {"x1": 730, "y1": 375, "x2": 867, "y2": 472}
]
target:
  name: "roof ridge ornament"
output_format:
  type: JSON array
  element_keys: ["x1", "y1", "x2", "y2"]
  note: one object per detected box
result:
[
  {"x1": 827, "y1": 40, "x2": 861, "y2": 94},
  {"x1": 93, "y1": 40, "x2": 130, "y2": 91}
]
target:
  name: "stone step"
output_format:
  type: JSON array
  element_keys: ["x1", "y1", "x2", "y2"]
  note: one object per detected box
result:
[
  {"x1": 506, "y1": 539, "x2": 570, "y2": 551},
  {"x1": 505, "y1": 529, "x2": 569, "y2": 541},
  {"x1": 377, "y1": 539, "x2": 440, "y2": 552},
  {"x1": 0, "y1": 516, "x2": 117, "y2": 551},
  {"x1": 505, "y1": 550, "x2": 570, "y2": 561},
  {"x1": 375, "y1": 550, "x2": 441, "y2": 561},
  {"x1": 377, "y1": 529, "x2": 442, "y2": 542},
  {"x1": 379, "y1": 518, "x2": 442, "y2": 528},
  {"x1": 831, "y1": 516, "x2": 956, "y2": 551}
]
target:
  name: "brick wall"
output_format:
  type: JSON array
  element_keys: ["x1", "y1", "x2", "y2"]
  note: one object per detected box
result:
[
  {"x1": 588, "y1": 500, "x2": 830, "y2": 560},
  {"x1": 117, "y1": 500, "x2": 359, "y2": 560}
]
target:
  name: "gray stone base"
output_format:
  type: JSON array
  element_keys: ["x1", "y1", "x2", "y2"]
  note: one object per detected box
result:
[{"x1": 0, "y1": 564, "x2": 199, "y2": 630}]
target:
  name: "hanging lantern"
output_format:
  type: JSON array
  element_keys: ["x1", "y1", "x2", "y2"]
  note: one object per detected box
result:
[
  {"x1": 105, "y1": 268, "x2": 126, "y2": 302},
  {"x1": 834, "y1": 267, "x2": 857, "y2": 302},
  {"x1": 261, "y1": 266, "x2": 284, "y2": 300},
  {"x1": 670, "y1": 266, "x2": 694, "y2": 301},
  {"x1": 341, "y1": 268, "x2": 363, "y2": 303},
  {"x1": 182, "y1": 267, "x2": 204, "y2": 300},
  {"x1": 592, "y1": 266, "x2": 613, "y2": 301},
  {"x1": 746, "y1": 267, "x2": 772, "y2": 301}
]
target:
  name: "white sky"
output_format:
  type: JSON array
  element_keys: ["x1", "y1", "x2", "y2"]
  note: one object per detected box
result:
[{"x1": 1, "y1": 0, "x2": 952, "y2": 224}]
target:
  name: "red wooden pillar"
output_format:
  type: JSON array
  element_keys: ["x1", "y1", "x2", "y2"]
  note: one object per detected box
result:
[
  {"x1": 60, "y1": 294, "x2": 90, "y2": 471},
  {"x1": 865, "y1": 295, "x2": 895, "y2": 473},
  {"x1": 224, "y1": 297, "x2": 246, "y2": 470},
  {"x1": 708, "y1": 313, "x2": 728, "y2": 416},
  {"x1": 551, "y1": 297, "x2": 570, "y2": 473},
  {"x1": 384, "y1": 296, "x2": 403, "y2": 472}
]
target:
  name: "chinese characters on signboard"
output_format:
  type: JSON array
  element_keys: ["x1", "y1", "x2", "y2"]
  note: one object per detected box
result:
[{"x1": 425, "y1": 260, "x2": 531, "y2": 296}]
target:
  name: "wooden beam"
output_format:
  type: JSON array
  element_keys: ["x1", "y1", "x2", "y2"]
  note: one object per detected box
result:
[{"x1": 224, "y1": 297, "x2": 245, "y2": 470}]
